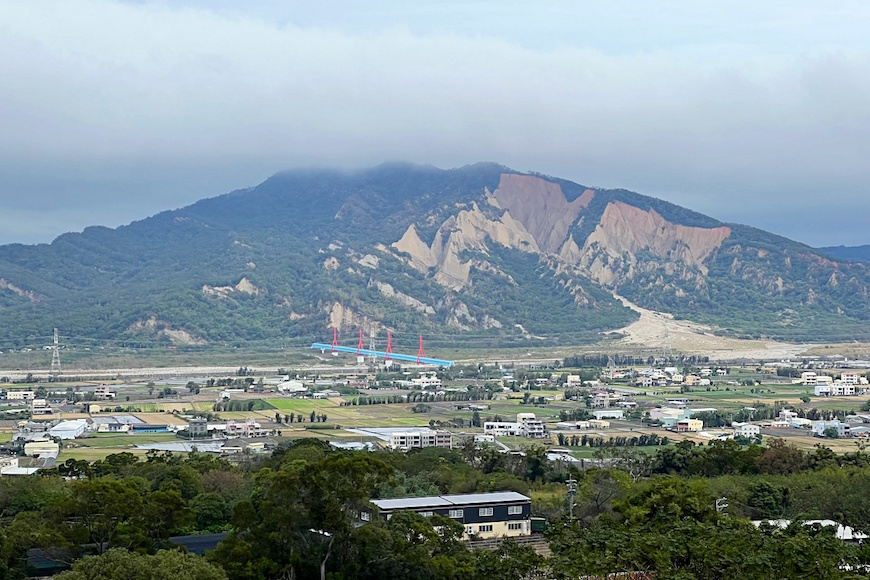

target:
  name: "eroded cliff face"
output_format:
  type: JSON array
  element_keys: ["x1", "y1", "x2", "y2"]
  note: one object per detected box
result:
[
  {"x1": 392, "y1": 173, "x2": 731, "y2": 295},
  {"x1": 579, "y1": 202, "x2": 731, "y2": 286},
  {"x1": 489, "y1": 174, "x2": 595, "y2": 254},
  {"x1": 392, "y1": 201, "x2": 538, "y2": 289}
]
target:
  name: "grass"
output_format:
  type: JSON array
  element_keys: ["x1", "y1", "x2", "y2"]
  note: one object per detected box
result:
[{"x1": 73, "y1": 432, "x2": 178, "y2": 448}]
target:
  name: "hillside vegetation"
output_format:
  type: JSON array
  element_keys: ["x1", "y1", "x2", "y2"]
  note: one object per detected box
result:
[{"x1": 0, "y1": 163, "x2": 869, "y2": 348}]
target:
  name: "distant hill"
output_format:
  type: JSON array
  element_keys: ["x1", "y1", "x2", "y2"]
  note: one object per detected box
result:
[
  {"x1": 818, "y1": 245, "x2": 870, "y2": 264},
  {"x1": 1, "y1": 162, "x2": 870, "y2": 349}
]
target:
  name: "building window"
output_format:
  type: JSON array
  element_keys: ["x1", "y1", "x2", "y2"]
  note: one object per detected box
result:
[
  {"x1": 449, "y1": 509, "x2": 464, "y2": 519},
  {"x1": 420, "y1": 511, "x2": 433, "y2": 517},
  {"x1": 360, "y1": 512, "x2": 371, "y2": 521},
  {"x1": 508, "y1": 505, "x2": 523, "y2": 515},
  {"x1": 478, "y1": 525, "x2": 493, "y2": 532},
  {"x1": 479, "y1": 507, "x2": 493, "y2": 517},
  {"x1": 508, "y1": 522, "x2": 523, "y2": 530}
]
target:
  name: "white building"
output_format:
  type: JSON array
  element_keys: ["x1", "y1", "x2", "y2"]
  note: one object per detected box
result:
[
  {"x1": 0, "y1": 456, "x2": 19, "y2": 474},
  {"x1": 277, "y1": 381, "x2": 308, "y2": 395},
  {"x1": 733, "y1": 423, "x2": 761, "y2": 438},
  {"x1": 389, "y1": 429, "x2": 452, "y2": 450},
  {"x1": 31, "y1": 399, "x2": 52, "y2": 415},
  {"x1": 484, "y1": 413, "x2": 545, "y2": 439},
  {"x1": 815, "y1": 384, "x2": 832, "y2": 396},
  {"x1": 516, "y1": 413, "x2": 546, "y2": 438},
  {"x1": 484, "y1": 421, "x2": 521, "y2": 437},
  {"x1": 842, "y1": 372, "x2": 860, "y2": 386},
  {"x1": 812, "y1": 421, "x2": 850, "y2": 438},
  {"x1": 412, "y1": 372, "x2": 442, "y2": 390},
  {"x1": 593, "y1": 409, "x2": 624, "y2": 420},
  {"x1": 49, "y1": 419, "x2": 88, "y2": 439},
  {"x1": 225, "y1": 419, "x2": 267, "y2": 438},
  {"x1": 24, "y1": 440, "x2": 59, "y2": 456},
  {"x1": 5, "y1": 390, "x2": 35, "y2": 401},
  {"x1": 832, "y1": 383, "x2": 856, "y2": 396},
  {"x1": 801, "y1": 371, "x2": 818, "y2": 386}
]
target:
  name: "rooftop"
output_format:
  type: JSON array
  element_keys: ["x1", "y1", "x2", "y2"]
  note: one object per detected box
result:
[{"x1": 372, "y1": 491, "x2": 530, "y2": 511}]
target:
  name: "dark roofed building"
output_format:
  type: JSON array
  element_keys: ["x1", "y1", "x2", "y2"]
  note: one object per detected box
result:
[{"x1": 368, "y1": 491, "x2": 532, "y2": 539}]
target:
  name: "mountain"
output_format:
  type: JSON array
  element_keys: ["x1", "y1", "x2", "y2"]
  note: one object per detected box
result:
[
  {"x1": 818, "y1": 245, "x2": 870, "y2": 264},
  {"x1": 1, "y1": 162, "x2": 870, "y2": 350}
]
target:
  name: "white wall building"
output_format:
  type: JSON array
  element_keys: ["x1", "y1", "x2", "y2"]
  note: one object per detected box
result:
[
  {"x1": 812, "y1": 421, "x2": 851, "y2": 438},
  {"x1": 593, "y1": 409, "x2": 624, "y2": 420},
  {"x1": 5, "y1": 390, "x2": 35, "y2": 401},
  {"x1": 733, "y1": 423, "x2": 761, "y2": 438},
  {"x1": 412, "y1": 372, "x2": 442, "y2": 390},
  {"x1": 389, "y1": 429, "x2": 452, "y2": 450},
  {"x1": 516, "y1": 413, "x2": 546, "y2": 438},
  {"x1": 484, "y1": 421, "x2": 521, "y2": 437},
  {"x1": 49, "y1": 419, "x2": 88, "y2": 440}
]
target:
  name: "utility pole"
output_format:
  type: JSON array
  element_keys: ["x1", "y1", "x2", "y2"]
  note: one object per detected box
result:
[
  {"x1": 566, "y1": 478, "x2": 578, "y2": 521},
  {"x1": 50, "y1": 328, "x2": 62, "y2": 379}
]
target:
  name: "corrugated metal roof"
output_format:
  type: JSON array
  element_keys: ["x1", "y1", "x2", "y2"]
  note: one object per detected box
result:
[
  {"x1": 440, "y1": 492, "x2": 530, "y2": 505},
  {"x1": 372, "y1": 491, "x2": 530, "y2": 511},
  {"x1": 371, "y1": 496, "x2": 453, "y2": 510}
]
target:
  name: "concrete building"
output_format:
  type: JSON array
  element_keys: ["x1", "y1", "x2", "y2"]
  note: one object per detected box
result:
[
  {"x1": 842, "y1": 372, "x2": 860, "y2": 386},
  {"x1": 94, "y1": 386, "x2": 115, "y2": 399},
  {"x1": 30, "y1": 399, "x2": 52, "y2": 415},
  {"x1": 389, "y1": 429, "x2": 452, "y2": 450},
  {"x1": 24, "y1": 440, "x2": 59, "y2": 456},
  {"x1": 813, "y1": 421, "x2": 851, "y2": 438},
  {"x1": 591, "y1": 391, "x2": 611, "y2": 408},
  {"x1": 815, "y1": 384, "x2": 832, "y2": 396},
  {"x1": 832, "y1": 383, "x2": 856, "y2": 396},
  {"x1": 188, "y1": 418, "x2": 209, "y2": 438},
  {"x1": 412, "y1": 372, "x2": 442, "y2": 390},
  {"x1": 675, "y1": 418, "x2": 703, "y2": 433},
  {"x1": 565, "y1": 374, "x2": 583, "y2": 387},
  {"x1": 516, "y1": 413, "x2": 545, "y2": 438},
  {"x1": 588, "y1": 419, "x2": 610, "y2": 429},
  {"x1": 5, "y1": 390, "x2": 35, "y2": 401},
  {"x1": 555, "y1": 421, "x2": 590, "y2": 430},
  {"x1": 801, "y1": 372, "x2": 818, "y2": 386},
  {"x1": 733, "y1": 423, "x2": 761, "y2": 438},
  {"x1": 368, "y1": 492, "x2": 532, "y2": 540},
  {"x1": 593, "y1": 409, "x2": 624, "y2": 420},
  {"x1": 484, "y1": 421, "x2": 521, "y2": 437},
  {"x1": 225, "y1": 419, "x2": 267, "y2": 438},
  {"x1": 0, "y1": 456, "x2": 19, "y2": 474}
]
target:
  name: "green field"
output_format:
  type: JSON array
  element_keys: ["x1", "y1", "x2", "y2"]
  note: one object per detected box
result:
[{"x1": 72, "y1": 432, "x2": 178, "y2": 449}]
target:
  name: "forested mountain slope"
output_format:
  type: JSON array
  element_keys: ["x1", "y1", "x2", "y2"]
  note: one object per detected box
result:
[{"x1": 1, "y1": 163, "x2": 869, "y2": 348}]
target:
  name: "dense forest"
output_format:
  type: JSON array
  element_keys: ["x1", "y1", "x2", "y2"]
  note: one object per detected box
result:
[{"x1": 4, "y1": 439, "x2": 870, "y2": 578}]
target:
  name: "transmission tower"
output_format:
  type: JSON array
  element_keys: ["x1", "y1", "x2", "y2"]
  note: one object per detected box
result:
[{"x1": 50, "y1": 328, "x2": 62, "y2": 378}]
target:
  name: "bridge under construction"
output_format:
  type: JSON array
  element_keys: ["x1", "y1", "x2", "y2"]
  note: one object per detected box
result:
[{"x1": 311, "y1": 329, "x2": 454, "y2": 367}]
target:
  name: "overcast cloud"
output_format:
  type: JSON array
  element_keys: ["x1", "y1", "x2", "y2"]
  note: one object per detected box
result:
[{"x1": 1, "y1": 0, "x2": 869, "y2": 246}]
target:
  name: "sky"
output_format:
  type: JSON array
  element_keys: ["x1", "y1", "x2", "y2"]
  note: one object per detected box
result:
[{"x1": 1, "y1": 1, "x2": 869, "y2": 247}]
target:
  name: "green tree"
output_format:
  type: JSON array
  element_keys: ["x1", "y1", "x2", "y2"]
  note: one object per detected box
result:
[{"x1": 55, "y1": 548, "x2": 227, "y2": 580}]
